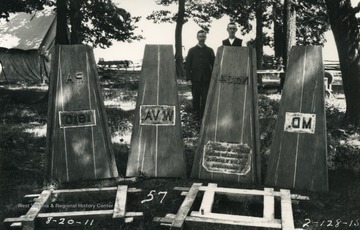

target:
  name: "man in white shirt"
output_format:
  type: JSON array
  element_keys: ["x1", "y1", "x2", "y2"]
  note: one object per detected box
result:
[{"x1": 222, "y1": 22, "x2": 242, "y2": 46}]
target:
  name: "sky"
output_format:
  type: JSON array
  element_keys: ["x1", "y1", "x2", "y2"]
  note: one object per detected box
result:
[{"x1": 93, "y1": 0, "x2": 360, "y2": 62}]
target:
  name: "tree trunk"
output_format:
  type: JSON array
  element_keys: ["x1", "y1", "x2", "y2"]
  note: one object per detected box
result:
[
  {"x1": 175, "y1": 0, "x2": 185, "y2": 79},
  {"x1": 283, "y1": 0, "x2": 296, "y2": 67},
  {"x1": 56, "y1": 0, "x2": 69, "y2": 45},
  {"x1": 326, "y1": 0, "x2": 360, "y2": 124},
  {"x1": 69, "y1": 0, "x2": 83, "y2": 44},
  {"x1": 273, "y1": 1, "x2": 284, "y2": 59},
  {"x1": 255, "y1": 0, "x2": 263, "y2": 69}
]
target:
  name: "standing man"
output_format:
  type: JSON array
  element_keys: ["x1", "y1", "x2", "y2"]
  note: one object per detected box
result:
[
  {"x1": 222, "y1": 22, "x2": 242, "y2": 46},
  {"x1": 186, "y1": 30, "x2": 215, "y2": 120}
]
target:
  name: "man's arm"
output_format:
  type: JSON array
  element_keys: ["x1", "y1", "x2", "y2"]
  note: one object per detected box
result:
[
  {"x1": 210, "y1": 49, "x2": 215, "y2": 69},
  {"x1": 185, "y1": 48, "x2": 193, "y2": 81}
]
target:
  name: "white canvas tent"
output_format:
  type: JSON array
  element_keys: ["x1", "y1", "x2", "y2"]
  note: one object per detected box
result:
[{"x1": 0, "y1": 8, "x2": 56, "y2": 82}]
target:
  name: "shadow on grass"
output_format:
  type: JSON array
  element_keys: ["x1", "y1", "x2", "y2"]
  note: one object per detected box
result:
[
  {"x1": 0, "y1": 125, "x2": 46, "y2": 225},
  {"x1": 0, "y1": 87, "x2": 48, "y2": 105},
  {"x1": 106, "y1": 107, "x2": 135, "y2": 135}
]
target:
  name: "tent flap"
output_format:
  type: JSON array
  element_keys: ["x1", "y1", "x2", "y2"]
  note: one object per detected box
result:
[
  {"x1": 0, "y1": 48, "x2": 50, "y2": 82},
  {"x1": 0, "y1": 9, "x2": 55, "y2": 82}
]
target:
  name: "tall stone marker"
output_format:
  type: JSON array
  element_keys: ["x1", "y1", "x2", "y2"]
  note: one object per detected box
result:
[
  {"x1": 126, "y1": 45, "x2": 186, "y2": 177},
  {"x1": 265, "y1": 46, "x2": 328, "y2": 192},
  {"x1": 46, "y1": 45, "x2": 118, "y2": 182},
  {"x1": 191, "y1": 46, "x2": 261, "y2": 184}
]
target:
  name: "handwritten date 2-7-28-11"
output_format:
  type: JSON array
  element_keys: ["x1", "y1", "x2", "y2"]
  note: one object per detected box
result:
[{"x1": 303, "y1": 218, "x2": 360, "y2": 228}]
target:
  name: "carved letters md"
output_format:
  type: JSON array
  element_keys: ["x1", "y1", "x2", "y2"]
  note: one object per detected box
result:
[
  {"x1": 284, "y1": 112, "x2": 316, "y2": 134},
  {"x1": 140, "y1": 105, "x2": 175, "y2": 126}
]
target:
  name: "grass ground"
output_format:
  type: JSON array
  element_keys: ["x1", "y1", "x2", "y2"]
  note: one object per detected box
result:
[{"x1": 0, "y1": 71, "x2": 360, "y2": 229}]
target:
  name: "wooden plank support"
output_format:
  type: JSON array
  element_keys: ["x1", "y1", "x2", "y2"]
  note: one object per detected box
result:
[
  {"x1": 5, "y1": 187, "x2": 143, "y2": 229},
  {"x1": 195, "y1": 186, "x2": 309, "y2": 200},
  {"x1": 113, "y1": 185, "x2": 128, "y2": 219},
  {"x1": 36, "y1": 211, "x2": 143, "y2": 218},
  {"x1": 155, "y1": 213, "x2": 282, "y2": 229},
  {"x1": 24, "y1": 187, "x2": 141, "y2": 198},
  {"x1": 199, "y1": 183, "x2": 217, "y2": 215},
  {"x1": 173, "y1": 187, "x2": 190, "y2": 192},
  {"x1": 180, "y1": 192, "x2": 188, "y2": 196},
  {"x1": 174, "y1": 187, "x2": 310, "y2": 200},
  {"x1": 4, "y1": 211, "x2": 142, "y2": 229},
  {"x1": 23, "y1": 190, "x2": 52, "y2": 230},
  {"x1": 9, "y1": 222, "x2": 22, "y2": 228},
  {"x1": 154, "y1": 186, "x2": 299, "y2": 230},
  {"x1": 263, "y1": 187, "x2": 275, "y2": 221},
  {"x1": 8, "y1": 190, "x2": 52, "y2": 230},
  {"x1": 171, "y1": 183, "x2": 202, "y2": 229},
  {"x1": 280, "y1": 189, "x2": 295, "y2": 230},
  {"x1": 190, "y1": 212, "x2": 282, "y2": 229},
  {"x1": 4, "y1": 211, "x2": 143, "y2": 225},
  {"x1": 153, "y1": 213, "x2": 176, "y2": 225},
  {"x1": 23, "y1": 194, "x2": 40, "y2": 199}
]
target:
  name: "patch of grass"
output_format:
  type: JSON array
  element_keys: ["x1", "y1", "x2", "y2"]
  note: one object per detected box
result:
[{"x1": 1, "y1": 72, "x2": 360, "y2": 229}]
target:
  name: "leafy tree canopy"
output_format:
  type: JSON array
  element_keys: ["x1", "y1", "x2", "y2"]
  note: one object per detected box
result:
[
  {"x1": 80, "y1": 0, "x2": 142, "y2": 48},
  {"x1": 147, "y1": 0, "x2": 222, "y2": 32},
  {"x1": 1, "y1": 0, "x2": 142, "y2": 48},
  {"x1": 295, "y1": 0, "x2": 329, "y2": 46},
  {"x1": 148, "y1": 0, "x2": 329, "y2": 47},
  {"x1": 0, "y1": 0, "x2": 50, "y2": 21}
]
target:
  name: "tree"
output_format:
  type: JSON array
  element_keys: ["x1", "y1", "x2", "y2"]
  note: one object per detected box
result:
[
  {"x1": 271, "y1": 0, "x2": 329, "y2": 67},
  {"x1": 0, "y1": 0, "x2": 48, "y2": 21},
  {"x1": 295, "y1": 0, "x2": 328, "y2": 46},
  {"x1": 55, "y1": 0, "x2": 142, "y2": 47},
  {"x1": 56, "y1": 0, "x2": 69, "y2": 44},
  {"x1": 175, "y1": 0, "x2": 185, "y2": 78},
  {"x1": 283, "y1": 0, "x2": 296, "y2": 67},
  {"x1": 325, "y1": 0, "x2": 360, "y2": 124},
  {"x1": 255, "y1": 0, "x2": 263, "y2": 69},
  {"x1": 272, "y1": 1, "x2": 284, "y2": 59},
  {"x1": 148, "y1": 0, "x2": 329, "y2": 71},
  {"x1": 1, "y1": 0, "x2": 142, "y2": 48},
  {"x1": 147, "y1": 0, "x2": 222, "y2": 78},
  {"x1": 148, "y1": 0, "x2": 275, "y2": 72}
]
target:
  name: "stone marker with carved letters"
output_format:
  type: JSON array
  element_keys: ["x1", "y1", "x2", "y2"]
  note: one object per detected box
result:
[
  {"x1": 191, "y1": 46, "x2": 261, "y2": 184},
  {"x1": 265, "y1": 46, "x2": 328, "y2": 192},
  {"x1": 126, "y1": 45, "x2": 186, "y2": 177},
  {"x1": 46, "y1": 45, "x2": 118, "y2": 182}
]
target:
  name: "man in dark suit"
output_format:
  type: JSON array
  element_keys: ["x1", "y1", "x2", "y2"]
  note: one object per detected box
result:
[
  {"x1": 222, "y1": 22, "x2": 242, "y2": 46},
  {"x1": 186, "y1": 30, "x2": 215, "y2": 120}
]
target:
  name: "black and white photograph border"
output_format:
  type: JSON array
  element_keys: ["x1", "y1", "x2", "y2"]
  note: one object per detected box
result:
[{"x1": 1, "y1": 0, "x2": 360, "y2": 230}]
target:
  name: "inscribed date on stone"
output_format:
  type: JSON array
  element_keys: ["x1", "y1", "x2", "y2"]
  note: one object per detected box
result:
[
  {"x1": 59, "y1": 110, "x2": 96, "y2": 128},
  {"x1": 202, "y1": 141, "x2": 252, "y2": 175}
]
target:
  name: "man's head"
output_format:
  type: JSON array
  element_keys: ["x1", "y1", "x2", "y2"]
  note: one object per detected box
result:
[
  {"x1": 227, "y1": 22, "x2": 238, "y2": 39},
  {"x1": 197, "y1": 30, "x2": 207, "y2": 46}
]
